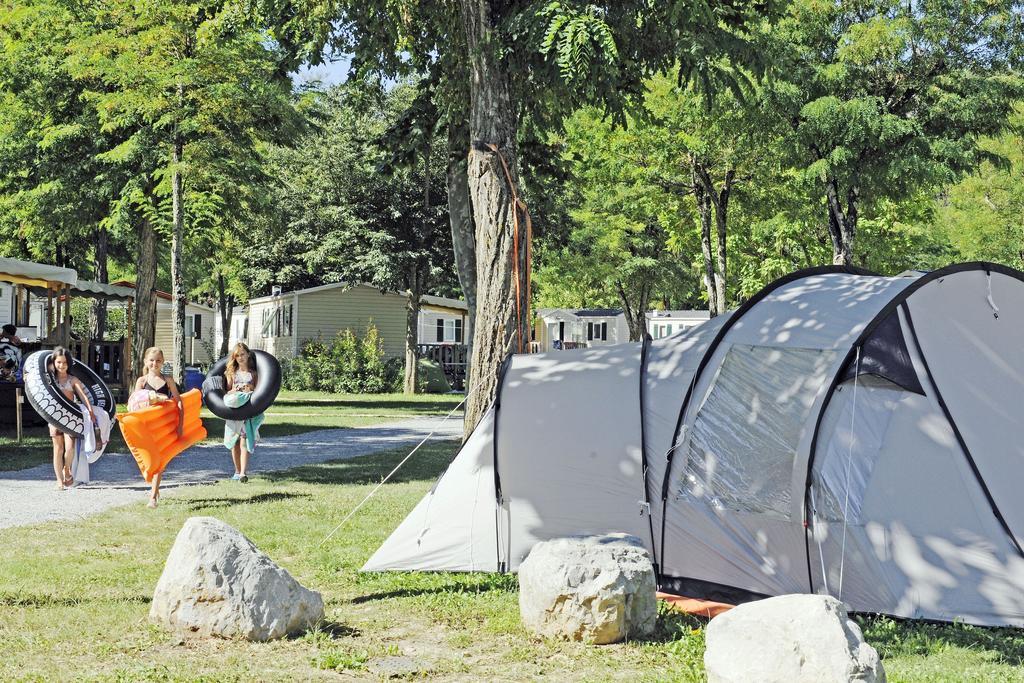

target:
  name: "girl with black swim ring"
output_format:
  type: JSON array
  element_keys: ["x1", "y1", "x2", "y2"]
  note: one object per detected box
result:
[
  {"x1": 48, "y1": 346, "x2": 98, "y2": 490},
  {"x1": 134, "y1": 347, "x2": 183, "y2": 507},
  {"x1": 223, "y1": 342, "x2": 264, "y2": 483}
]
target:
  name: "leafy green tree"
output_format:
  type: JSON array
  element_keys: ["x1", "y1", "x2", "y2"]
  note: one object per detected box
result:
[
  {"x1": 248, "y1": 83, "x2": 457, "y2": 392},
  {"x1": 758, "y1": 0, "x2": 1024, "y2": 266},
  {"x1": 66, "y1": 0, "x2": 302, "y2": 380},
  {"x1": 326, "y1": 0, "x2": 782, "y2": 430},
  {"x1": 933, "y1": 111, "x2": 1024, "y2": 269},
  {"x1": 547, "y1": 105, "x2": 702, "y2": 339}
]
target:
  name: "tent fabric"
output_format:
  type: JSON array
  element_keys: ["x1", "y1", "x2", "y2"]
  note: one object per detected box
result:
[
  {"x1": 366, "y1": 262, "x2": 1024, "y2": 627},
  {"x1": 0, "y1": 257, "x2": 77, "y2": 288},
  {"x1": 839, "y1": 310, "x2": 924, "y2": 394}
]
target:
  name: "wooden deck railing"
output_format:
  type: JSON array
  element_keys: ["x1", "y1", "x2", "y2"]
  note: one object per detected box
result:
[
  {"x1": 69, "y1": 338, "x2": 126, "y2": 390},
  {"x1": 416, "y1": 343, "x2": 467, "y2": 390}
]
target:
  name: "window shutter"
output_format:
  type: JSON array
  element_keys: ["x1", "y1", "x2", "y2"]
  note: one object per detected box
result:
[
  {"x1": 436, "y1": 318, "x2": 444, "y2": 342},
  {"x1": 455, "y1": 318, "x2": 463, "y2": 343},
  {"x1": 193, "y1": 314, "x2": 202, "y2": 339},
  {"x1": 587, "y1": 322, "x2": 593, "y2": 340},
  {"x1": 601, "y1": 322, "x2": 607, "y2": 341}
]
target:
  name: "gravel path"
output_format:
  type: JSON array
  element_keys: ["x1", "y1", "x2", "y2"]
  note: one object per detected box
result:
[{"x1": 0, "y1": 415, "x2": 462, "y2": 530}]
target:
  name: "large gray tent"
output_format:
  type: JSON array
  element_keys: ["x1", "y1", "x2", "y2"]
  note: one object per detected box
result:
[{"x1": 365, "y1": 263, "x2": 1024, "y2": 627}]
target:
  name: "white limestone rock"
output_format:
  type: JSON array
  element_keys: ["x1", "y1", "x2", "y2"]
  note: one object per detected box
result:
[
  {"x1": 704, "y1": 593, "x2": 885, "y2": 683},
  {"x1": 150, "y1": 517, "x2": 324, "y2": 641},
  {"x1": 518, "y1": 533, "x2": 656, "y2": 644}
]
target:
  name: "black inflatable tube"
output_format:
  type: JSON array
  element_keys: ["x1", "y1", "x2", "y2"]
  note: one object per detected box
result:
[
  {"x1": 22, "y1": 349, "x2": 115, "y2": 437},
  {"x1": 202, "y1": 350, "x2": 281, "y2": 420}
]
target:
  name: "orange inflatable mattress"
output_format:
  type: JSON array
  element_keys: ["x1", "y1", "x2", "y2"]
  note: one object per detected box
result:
[{"x1": 117, "y1": 389, "x2": 207, "y2": 482}]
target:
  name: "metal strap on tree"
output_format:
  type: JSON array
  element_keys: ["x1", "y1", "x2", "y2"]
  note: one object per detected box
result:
[{"x1": 485, "y1": 142, "x2": 532, "y2": 354}]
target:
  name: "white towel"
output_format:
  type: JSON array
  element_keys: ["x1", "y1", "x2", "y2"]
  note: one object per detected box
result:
[{"x1": 73, "y1": 407, "x2": 113, "y2": 484}]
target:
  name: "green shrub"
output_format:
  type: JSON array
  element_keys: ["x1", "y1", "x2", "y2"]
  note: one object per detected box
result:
[
  {"x1": 280, "y1": 323, "x2": 398, "y2": 393},
  {"x1": 359, "y1": 324, "x2": 389, "y2": 393}
]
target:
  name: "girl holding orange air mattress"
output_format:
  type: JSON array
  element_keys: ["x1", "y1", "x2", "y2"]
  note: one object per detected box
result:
[{"x1": 119, "y1": 347, "x2": 206, "y2": 508}]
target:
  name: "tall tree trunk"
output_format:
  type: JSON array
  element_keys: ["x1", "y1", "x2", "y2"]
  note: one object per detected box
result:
[
  {"x1": 171, "y1": 133, "x2": 186, "y2": 384},
  {"x1": 404, "y1": 265, "x2": 422, "y2": 395},
  {"x1": 694, "y1": 169, "x2": 718, "y2": 316},
  {"x1": 459, "y1": 0, "x2": 528, "y2": 437},
  {"x1": 447, "y1": 118, "x2": 477, "y2": 381},
  {"x1": 825, "y1": 179, "x2": 857, "y2": 266},
  {"x1": 133, "y1": 214, "x2": 158, "y2": 380},
  {"x1": 217, "y1": 271, "x2": 230, "y2": 357},
  {"x1": 710, "y1": 169, "x2": 734, "y2": 316},
  {"x1": 615, "y1": 280, "x2": 650, "y2": 342},
  {"x1": 90, "y1": 226, "x2": 108, "y2": 340}
]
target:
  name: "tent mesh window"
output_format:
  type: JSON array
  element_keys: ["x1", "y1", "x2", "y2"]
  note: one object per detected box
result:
[{"x1": 681, "y1": 344, "x2": 837, "y2": 519}]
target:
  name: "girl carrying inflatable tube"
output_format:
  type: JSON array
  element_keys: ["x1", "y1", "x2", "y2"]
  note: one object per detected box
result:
[
  {"x1": 222, "y1": 342, "x2": 264, "y2": 483},
  {"x1": 47, "y1": 346, "x2": 109, "y2": 489}
]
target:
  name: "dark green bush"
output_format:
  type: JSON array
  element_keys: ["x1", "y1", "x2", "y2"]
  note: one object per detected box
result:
[{"x1": 281, "y1": 322, "x2": 399, "y2": 393}]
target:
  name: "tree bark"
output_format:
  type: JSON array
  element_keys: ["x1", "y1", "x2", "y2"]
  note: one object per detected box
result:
[
  {"x1": 90, "y1": 226, "x2": 108, "y2": 340},
  {"x1": 825, "y1": 179, "x2": 857, "y2": 266},
  {"x1": 171, "y1": 133, "x2": 186, "y2": 384},
  {"x1": 712, "y1": 170, "x2": 733, "y2": 315},
  {"x1": 694, "y1": 164, "x2": 734, "y2": 315},
  {"x1": 447, "y1": 118, "x2": 477, "y2": 380},
  {"x1": 217, "y1": 271, "x2": 230, "y2": 357},
  {"x1": 459, "y1": 0, "x2": 528, "y2": 438},
  {"x1": 616, "y1": 279, "x2": 650, "y2": 342},
  {"x1": 404, "y1": 265, "x2": 421, "y2": 395},
  {"x1": 693, "y1": 166, "x2": 718, "y2": 316},
  {"x1": 133, "y1": 214, "x2": 158, "y2": 380}
]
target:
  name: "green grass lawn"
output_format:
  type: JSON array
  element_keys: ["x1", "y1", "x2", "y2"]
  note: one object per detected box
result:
[
  {"x1": 0, "y1": 390, "x2": 464, "y2": 472},
  {"x1": 1, "y1": 438, "x2": 1023, "y2": 681}
]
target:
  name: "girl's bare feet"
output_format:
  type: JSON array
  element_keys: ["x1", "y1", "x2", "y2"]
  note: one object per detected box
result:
[
  {"x1": 55, "y1": 482, "x2": 66, "y2": 491},
  {"x1": 147, "y1": 492, "x2": 159, "y2": 508}
]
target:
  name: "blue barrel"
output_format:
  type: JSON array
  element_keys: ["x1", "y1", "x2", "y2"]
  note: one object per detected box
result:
[{"x1": 183, "y1": 367, "x2": 206, "y2": 394}]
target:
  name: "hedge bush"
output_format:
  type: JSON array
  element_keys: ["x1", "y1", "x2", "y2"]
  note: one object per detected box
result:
[{"x1": 281, "y1": 322, "x2": 401, "y2": 393}]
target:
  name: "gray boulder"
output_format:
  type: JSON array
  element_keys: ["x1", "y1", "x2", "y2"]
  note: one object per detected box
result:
[
  {"x1": 704, "y1": 593, "x2": 885, "y2": 683},
  {"x1": 518, "y1": 533, "x2": 656, "y2": 644},
  {"x1": 150, "y1": 517, "x2": 324, "y2": 641}
]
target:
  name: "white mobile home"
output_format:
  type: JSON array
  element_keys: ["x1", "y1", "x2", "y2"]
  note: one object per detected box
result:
[
  {"x1": 647, "y1": 310, "x2": 711, "y2": 339},
  {"x1": 533, "y1": 308, "x2": 631, "y2": 351},
  {"x1": 110, "y1": 281, "x2": 215, "y2": 367}
]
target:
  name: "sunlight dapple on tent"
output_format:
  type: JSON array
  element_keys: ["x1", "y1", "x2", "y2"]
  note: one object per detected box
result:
[{"x1": 365, "y1": 262, "x2": 1024, "y2": 627}]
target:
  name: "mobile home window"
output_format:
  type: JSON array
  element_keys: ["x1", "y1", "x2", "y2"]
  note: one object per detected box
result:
[
  {"x1": 193, "y1": 313, "x2": 202, "y2": 339},
  {"x1": 587, "y1": 322, "x2": 594, "y2": 341},
  {"x1": 284, "y1": 304, "x2": 293, "y2": 336},
  {"x1": 261, "y1": 309, "x2": 270, "y2": 338},
  {"x1": 185, "y1": 315, "x2": 193, "y2": 339}
]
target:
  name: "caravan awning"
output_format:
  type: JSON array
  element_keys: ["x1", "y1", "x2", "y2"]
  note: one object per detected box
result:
[
  {"x1": 0, "y1": 257, "x2": 77, "y2": 289},
  {"x1": 68, "y1": 279, "x2": 135, "y2": 301},
  {"x1": 0, "y1": 258, "x2": 134, "y2": 300}
]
